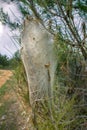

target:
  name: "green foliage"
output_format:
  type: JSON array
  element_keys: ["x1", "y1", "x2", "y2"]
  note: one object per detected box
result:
[
  {"x1": 9, "y1": 51, "x2": 21, "y2": 69},
  {"x1": 13, "y1": 60, "x2": 29, "y2": 104},
  {"x1": 54, "y1": 33, "x2": 86, "y2": 87},
  {"x1": 54, "y1": 34, "x2": 87, "y2": 128},
  {"x1": 0, "y1": 54, "x2": 9, "y2": 68},
  {"x1": 29, "y1": 34, "x2": 87, "y2": 130},
  {"x1": 35, "y1": 0, "x2": 54, "y2": 7},
  {"x1": 19, "y1": 2, "x2": 30, "y2": 16},
  {"x1": 75, "y1": 0, "x2": 87, "y2": 11},
  {"x1": 34, "y1": 85, "x2": 83, "y2": 130},
  {"x1": 0, "y1": 52, "x2": 20, "y2": 69},
  {"x1": 0, "y1": 8, "x2": 9, "y2": 24},
  {"x1": 75, "y1": 0, "x2": 87, "y2": 19},
  {"x1": 0, "y1": 84, "x2": 8, "y2": 97},
  {"x1": 54, "y1": 34, "x2": 71, "y2": 84}
]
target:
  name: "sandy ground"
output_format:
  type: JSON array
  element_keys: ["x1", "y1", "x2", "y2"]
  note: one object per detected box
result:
[
  {"x1": 0, "y1": 70, "x2": 33, "y2": 130},
  {"x1": 0, "y1": 70, "x2": 13, "y2": 87}
]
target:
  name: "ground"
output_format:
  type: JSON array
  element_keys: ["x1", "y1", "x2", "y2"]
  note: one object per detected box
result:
[
  {"x1": 0, "y1": 70, "x2": 12, "y2": 88},
  {"x1": 0, "y1": 70, "x2": 33, "y2": 130}
]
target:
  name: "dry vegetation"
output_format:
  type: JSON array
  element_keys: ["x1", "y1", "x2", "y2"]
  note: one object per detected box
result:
[{"x1": 0, "y1": 70, "x2": 33, "y2": 130}]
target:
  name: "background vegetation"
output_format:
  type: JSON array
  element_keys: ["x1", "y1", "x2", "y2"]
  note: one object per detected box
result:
[{"x1": 0, "y1": 54, "x2": 10, "y2": 69}]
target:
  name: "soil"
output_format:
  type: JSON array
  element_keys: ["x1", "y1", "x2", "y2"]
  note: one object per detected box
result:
[
  {"x1": 0, "y1": 70, "x2": 13, "y2": 88},
  {"x1": 0, "y1": 70, "x2": 33, "y2": 130}
]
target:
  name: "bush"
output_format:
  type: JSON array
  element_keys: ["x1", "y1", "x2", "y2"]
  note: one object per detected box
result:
[
  {"x1": 0, "y1": 54, "x2": 9, "y2": 68},
  {"x1": 31, "y1": 34, "x2": 87, "y2": 130}
]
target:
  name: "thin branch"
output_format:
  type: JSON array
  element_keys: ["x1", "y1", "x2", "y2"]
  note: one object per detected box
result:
[{"x1": 55, "y1": 0, "x2": 87, "y2": 60}]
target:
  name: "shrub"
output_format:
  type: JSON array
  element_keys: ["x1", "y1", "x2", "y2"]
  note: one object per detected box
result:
[{"x1": 0, "y1": 54, "x2": 9, "y2": 68}]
